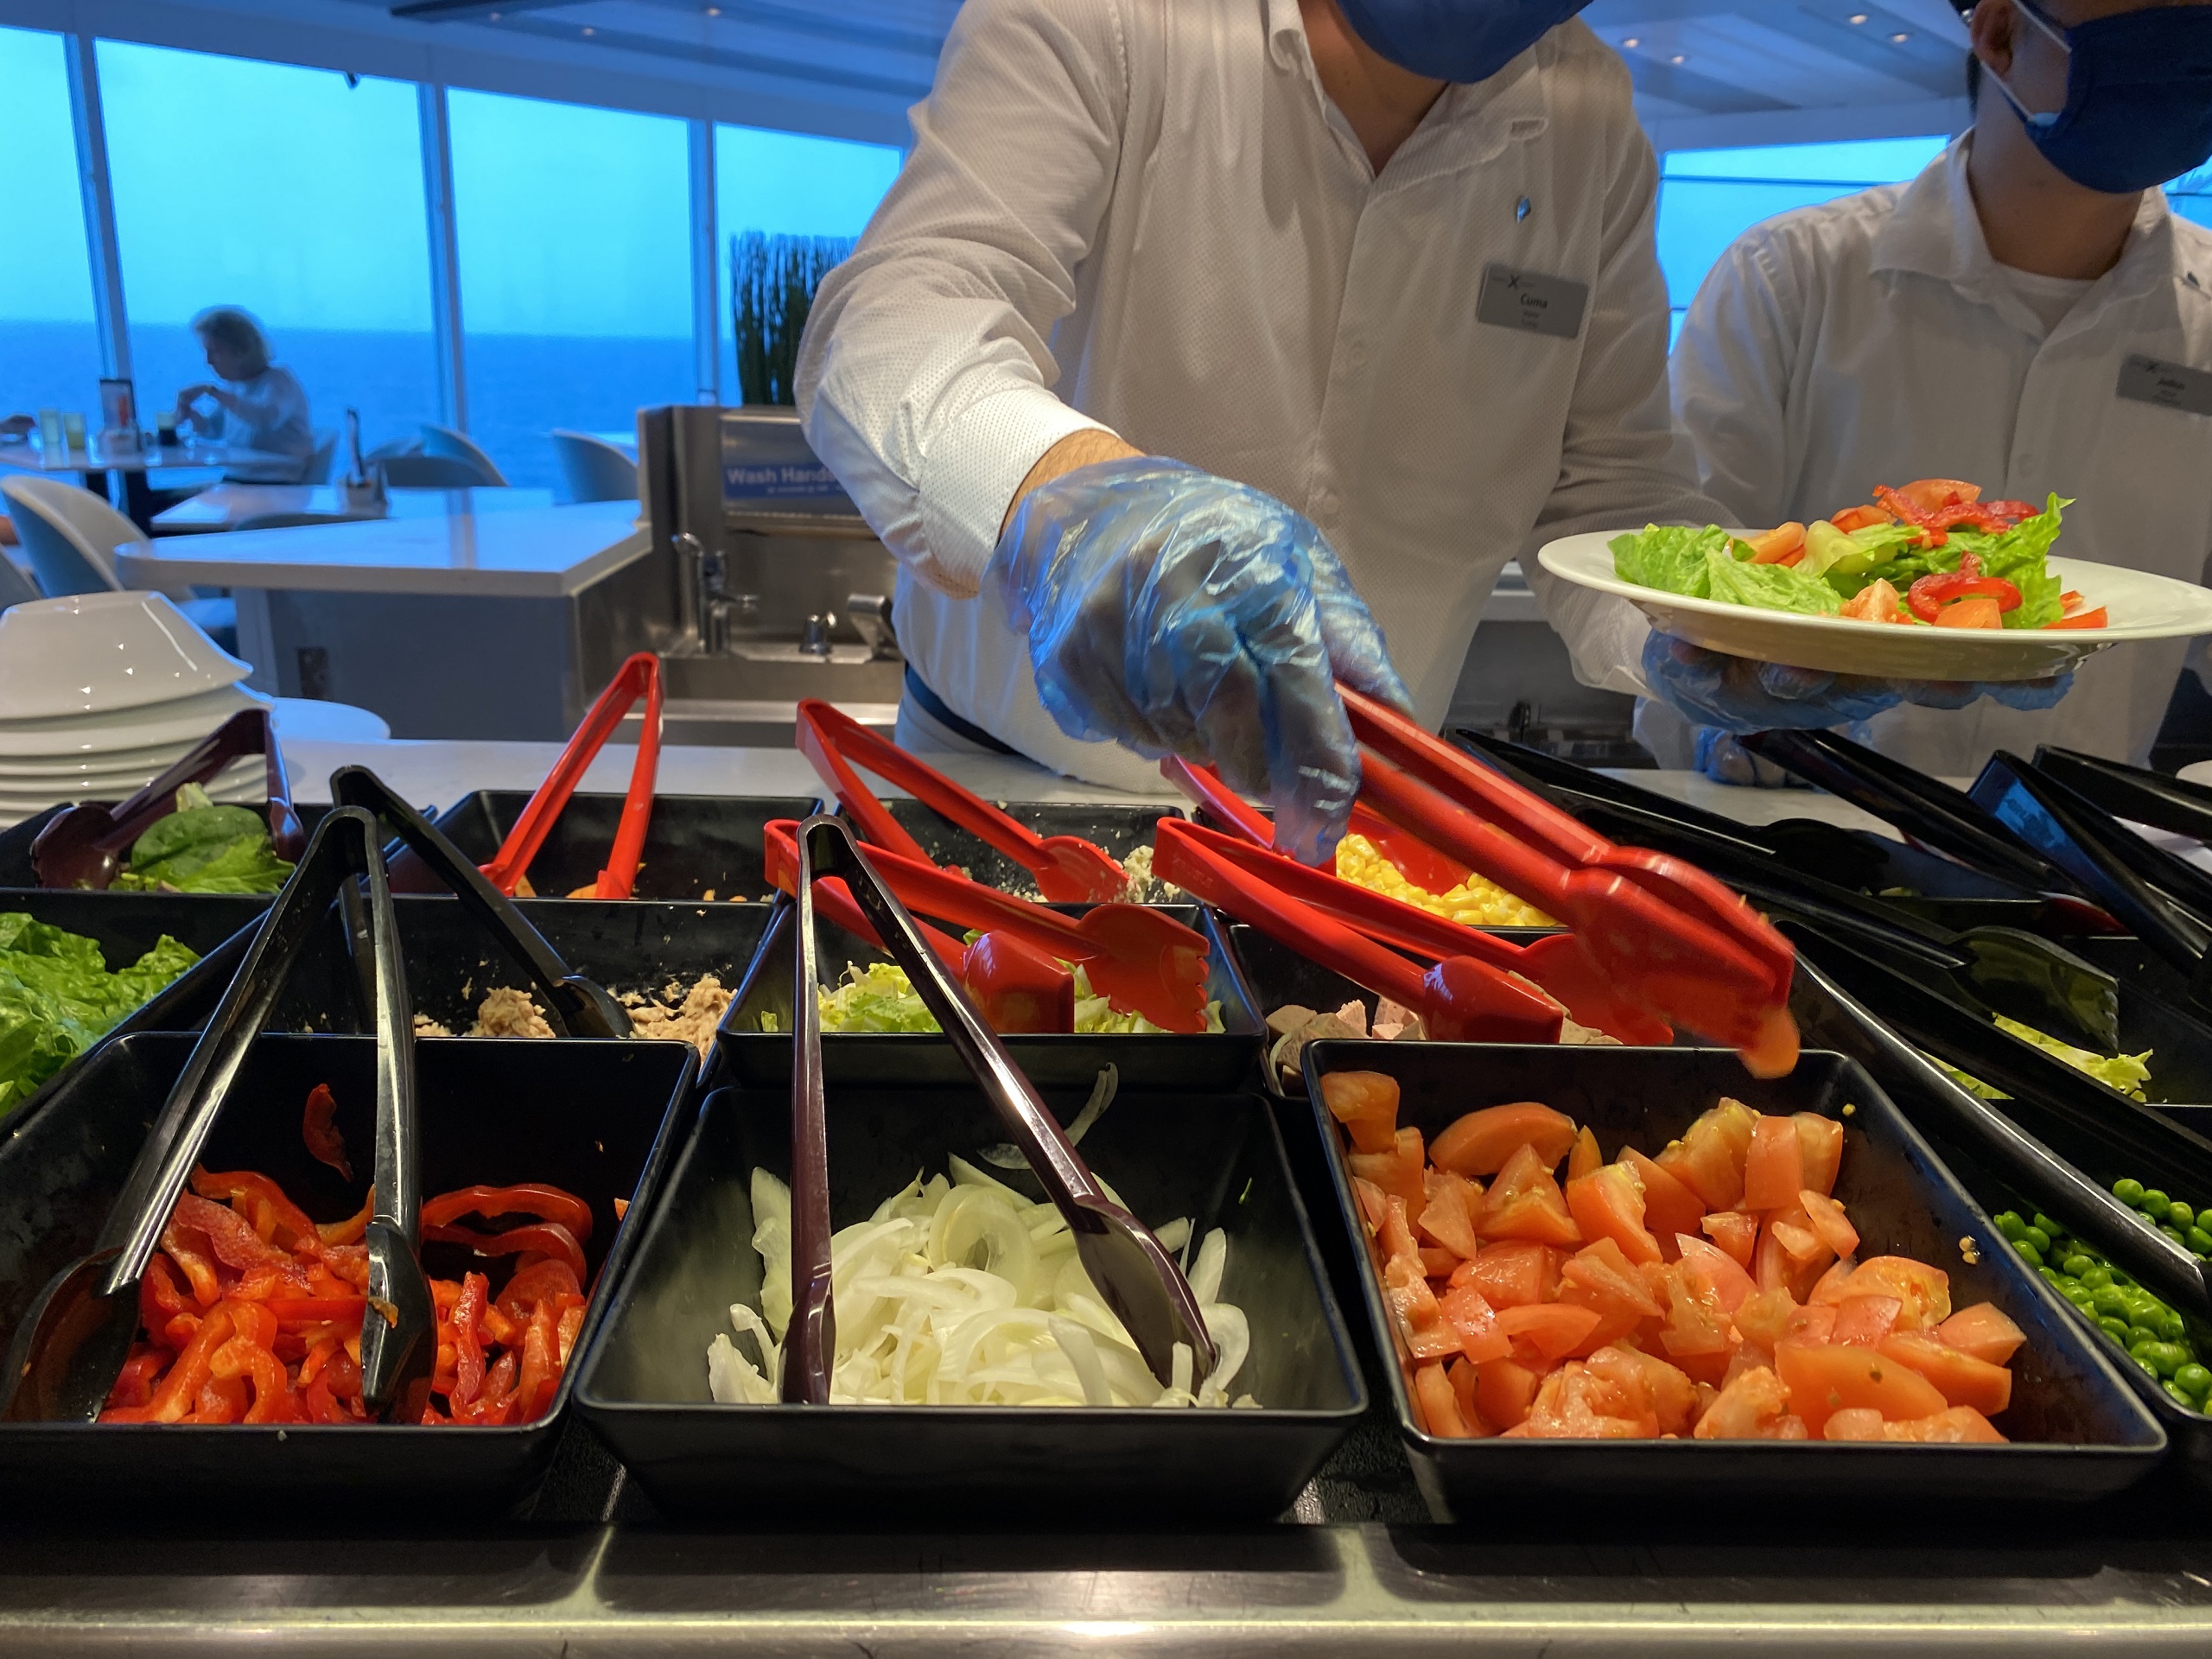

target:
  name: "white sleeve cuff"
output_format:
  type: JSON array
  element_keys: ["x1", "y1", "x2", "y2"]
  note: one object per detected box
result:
[{"x1": 918, "y1": 385, "x2": 1109, "y2": 595}]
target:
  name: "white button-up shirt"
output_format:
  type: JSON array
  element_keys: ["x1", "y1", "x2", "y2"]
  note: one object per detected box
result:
[
  {"x1": 1669, "y1": 137, "x2": 2212, "y2": 776},
  {"x1": 798, "y1": 0, "x2": 1708, "y2": 789}
]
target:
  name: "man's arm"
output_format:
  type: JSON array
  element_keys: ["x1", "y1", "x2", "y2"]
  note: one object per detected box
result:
[
  {"x1": 1669, "y1": 229, "x2": 1806, "y2": 529},
  {"x1": 798, "y1": 0, "x2": 1132, "y2": 598}
]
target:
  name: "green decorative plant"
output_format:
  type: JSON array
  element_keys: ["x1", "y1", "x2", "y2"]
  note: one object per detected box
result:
[{"x1": 731, "y1": 232, "x2": 854, "y2": 405}]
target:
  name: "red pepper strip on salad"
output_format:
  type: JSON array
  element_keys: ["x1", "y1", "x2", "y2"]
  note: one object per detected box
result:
[
  {"x1": 1907, "y1": 557, "x2": 2022, "y2": 623},
  {"x1": 2047, "y1": 607, "x2": 2109, "y2": 630},
  {"x1": 420, "y1": 1184, "x2": 594, "y2": 1244},
  {"x1": 422, "y1": 1219, "x2": 588, "y2": 1283},
  {"x1": 302, "y1": 1083, "x2": 353, "y2": 1182}
]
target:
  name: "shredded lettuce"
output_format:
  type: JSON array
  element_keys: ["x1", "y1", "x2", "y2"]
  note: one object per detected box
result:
[
  {"x1": 803, "y1": 961, "x2": 1225, "y2": 1036},
  {"x1": 112, "y1": 785, "x2": 295, "y2": 894},
  {"x1": 1609, "y1": 524, "x2": 1734, "y2": 598},
  {"x1": 0, "y1": 914, "x2": 200, "y2": 1113},
  {"x1": 1933, "y1": 1010, "x2": 2152, "y2": 1103}
]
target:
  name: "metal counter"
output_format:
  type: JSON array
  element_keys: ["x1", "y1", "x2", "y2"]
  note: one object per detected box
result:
[{"x1": 8, "y1": 1420, "x2": 2212, "y2": 1653}]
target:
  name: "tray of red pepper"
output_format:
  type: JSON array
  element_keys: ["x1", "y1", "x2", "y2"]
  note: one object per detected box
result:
[{"x1": 0, "y1": 1029, "x2": 695, "y2": 1509}]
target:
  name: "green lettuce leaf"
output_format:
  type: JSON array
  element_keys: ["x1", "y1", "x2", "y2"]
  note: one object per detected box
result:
[
  {"x1": 809, "y1": 961, "x2": 1225, "y2": 1035},
  {"x1": 1705, "y1": 549, "x2": 1844, "y2": 616},
  {"x1": 0, "y1": 920, "x2": 200, "y2": 1113},
  {"x1": 1994, "y1": 1012, "x2": 2150, "y2": 1099},
  {"x1": 118, "y1": 788, "x2": 295, "y2": 894},
  {"x1": 1977, "y1": 494, "x2": 2069, "y2": 630},
  {"x1": 1609, "y1": 524, "x2": 1733, "y2": 598}
]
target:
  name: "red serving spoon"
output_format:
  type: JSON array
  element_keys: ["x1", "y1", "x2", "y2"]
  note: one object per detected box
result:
[
  {"x1": 481, "y1": 653, "x2": 664, "y2": 899},
  {"x1": 1150, "y1": 819, "x2": 1563, "y2": 1044},
  {"x1": 798, "y1": 868, "x2": 1077, "y2": 1034},
  {"x1": 1154, "y1": 798, "x2": 1671, "y2": 1046},
  {"x1": 765, "y1": 819, "x2": 1211, "y2": 1032},
  {"x1": 1335, "y1": 685, "x2": 1797, "y2": 1073},
  {"x1": 796, "y1": 699, "x2": 1127, "y2": 901}
]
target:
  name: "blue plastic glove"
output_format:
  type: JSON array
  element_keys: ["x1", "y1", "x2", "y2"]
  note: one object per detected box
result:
[
  {"x1": 1694, "y1": 728, "x2": 1811, "y2": 787},
  {"x1": 993, "y1": 457, "x2": 1410, "y2": 863},
  {"x1": 1643, "y1": 633, "x2": 2073, "y2": 735}
]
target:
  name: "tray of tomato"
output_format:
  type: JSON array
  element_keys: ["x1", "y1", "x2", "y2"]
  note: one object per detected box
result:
[{"x1": 1300, "y1": 1040, "x2": 2164, "y2": 1512}]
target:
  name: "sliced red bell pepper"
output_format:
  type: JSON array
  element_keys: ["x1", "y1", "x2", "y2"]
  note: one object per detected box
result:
[
  {"x1": 318, "y1": 1192, "x2": 372, "y2": 1248},
  {"x1": 2047, "y1": 607, "x2": 2109, "y2": 629},
  {"x1": 496, "y1": 1258, "x2": 585, "y2": 1325},
  {"x1": 450, "y1": 1271, "x2": 489, "y2": 1408},
  {"x1": 168, "y1": 1192, "x2": 296, "y2": 1274},
  {"x1": 423, "y1": 1220, "x2": 588, "y2": 1282},
  {"x1": 421, "y1": 1184, "x2": 594, "y2": 1243},
  {"x1": 192, "y1": 1167, "x2": 320, "y2": 1250},
  {"x1": 105, "y1": 1348, "x2": 167, "y2": 1411},
  {"x1": 1907, "y1": 558, "x2": 2021, "y2": 623},
  {"x1": 302, "y1": 1083, "x2": 353, "y2": 1181}
]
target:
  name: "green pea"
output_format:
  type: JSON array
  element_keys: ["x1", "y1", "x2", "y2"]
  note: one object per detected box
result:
[
  {"x1": 2166, "y1": 1380, "x2": 2199, "y2": 1409},
  {"x1": 2093, "y1": 1285, "x2": 2130, "y2": 1319},
  {"x1": 2144, "y1": 1190, "x2": 2172, "y2": 1215},
  {"x1": 2131, "y1": 1324, "x2": 2164, "y2": 1348},
  {"x1": 1995, "y1": 1212, "x2": 2030, "y2": 1242},
  {"x1": 2177, "y1": 1363, "x2": 2212, "y2": 1398},
  {"x1": 2015, "y1": 1238, "x2": 2045, "y2": 1268},
  {"x1": 2189, "y1": 1230, "x2": 2212, "y2": 1257},
  {"x1": 2061, "y1": 1254, "x2": 2095, "y2": 1279},
  {"x1": 2056, "y1": 1274, "x2": 2083, "y2": 1296},
  {"x1": 2115, "y1": 1178, "x2": 2147, "y2": 1205},
  {"x1": 2066, "y1": 1286, "x2": 2095, "y2": 1310},
  {"x1": 2140, "y1": 1356, "x2": 2164, "y2": 1381},
  {"x1": 2083, "y1": 1266, "x2": 2115, "y2": 1291},
  {"x1": 2101, "y1": 1316, "x2": 2136, "y2": 1344},
  {"x1": 2152, "y1": 1344, "x2": 2190, "y2": 1378},
  {"x1": 2174, "y1": 1203, "x2": 2198, "y2": 1230},
  {"x1": 2161, "y1": 1309, "x2": 2190, "y2": 1343},
  {"x1": 2032, "y1": 1213, "x2": 2062, "y2": 1237},
  {"x1": 2023, "y1": 1225, "x2": 2052, "y2": 1253},
  {"x1": 2163, "y1": 1224, "x2": 2189, "y2": 1245}
]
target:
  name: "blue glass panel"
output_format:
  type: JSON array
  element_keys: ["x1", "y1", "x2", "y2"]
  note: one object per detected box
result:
[
  {"x1": 449, "y1": 89, "x2": 693, "y2": 486},
  {"x1": 1663, "y1": 136, "x2": 1951, "y2": 182},
  {"x1": 0, "y1": 27, "x2": 99, "y2": 420},
  {"x1": 99, "y1": 40, "x2": 438, "y2": 461}
]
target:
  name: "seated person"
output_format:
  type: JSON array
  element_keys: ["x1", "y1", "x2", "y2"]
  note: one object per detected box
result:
[{"x1": 173, "y1": 307, "x2": 313, "y2": 483}]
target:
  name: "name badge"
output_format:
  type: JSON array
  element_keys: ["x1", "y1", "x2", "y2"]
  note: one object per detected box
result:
[
  {"x1": 1476, "y1": 264, "x2": 1589, "y2": 340},
  {"x1": 2117, "y1": 353, "x2": 2212, "y2": 417}
]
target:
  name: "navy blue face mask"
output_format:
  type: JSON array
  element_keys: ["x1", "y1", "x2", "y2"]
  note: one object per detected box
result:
[
  {"x1": 1334, "y1": 0, "x2": 1595, "y2": 83},
  {"x1": 1991, "y1": 0, "x2": 2212, "y2": 194}
]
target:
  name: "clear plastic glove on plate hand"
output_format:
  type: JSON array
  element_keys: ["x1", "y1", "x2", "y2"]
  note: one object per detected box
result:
[
  {"x1": 1644, "y1": 632, "x2": 2072, "y2": 735},
  {"x1": 994, "y1": 457, "x2": 1409, "y2": 863}
]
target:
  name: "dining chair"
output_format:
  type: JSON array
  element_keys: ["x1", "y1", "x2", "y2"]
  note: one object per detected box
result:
[
  {"x1": 381, "y1": 453, "x2": 499, "y2": 489},
  {"x1": 0, "y1": 476, "x2": 239, "y2": 652},
  {"x1": 305, "y1": 429, "x2": 337, "y2": 486},
  {"x1": 549, "y1": 429, "x2": 638, "y2": 505},
  {"x1": 418, "y1": 423, "x2": 509, "y2": 486}
]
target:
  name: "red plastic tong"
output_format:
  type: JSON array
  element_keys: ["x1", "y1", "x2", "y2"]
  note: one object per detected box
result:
[
  {"x1": 763, "y1": 817, "x2": 1212, "y2": 1033},
  {"x1": 795, "y1": 699, "x2": 1128, "y2": 901},
  {"x1": 480, "y1": 653, "x2": 664, "y2": 901}
]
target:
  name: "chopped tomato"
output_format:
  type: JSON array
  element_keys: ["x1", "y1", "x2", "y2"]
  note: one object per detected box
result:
[
  {"x1": 1840, "y1": 576, "x2": 1912, "y2": 624},
  {"x1": 1559, "y1": 1236, "x2": 1663, "y2": 1352},
  {"x1": 1476, "y1": 1355, "x2": 1541, "y2": 1429},
  {"x1": 1497, "y1": 1301, "x2": 1604, "y2": 1363},
  {"x1": 1774, "y1": 1341, "x2": 1948, "y2": 1435},
  {"x1": 1440, "y1": 1283, "x2": 1512, "y2": 1364},
  {"x1": 1351, "y1": 1176, "x2": 1390, "y2": 1233},
  {"x1": 1793, "y1": 1114, "x2": 1843, "y2": 1198},
  {"x1": 1674, "y1": 1233, "x2": 1757, "y2": 1315},
  {"x1": 1654, "y1": 1257, "x2": 1732, "y2": 1359},
  {"x1": 1799, "y1": 1190, "x2": 1859, "y2": 1257},
  {"x1": 1567, "y1": 1126, "x2": 1603, "y2": 1183},
  {"x1": 1829, "y1": 505, "x2": 1889, "y2": 532},
  {"x1": 1829, "y1": 1294, "x2": 1903, "y2": 1348},
  {"x1": 1510, "y1": 1361, "x2": 1649, "y2": 1440},
  {"x1": 1564, "y1": 1163, "x2": 1661, "y2": 1265},
  {"x1": 1692, "y1": 1364, "x2": 1795, "y2": 1440},
  {"x1": 1655, "y1": 1100, "x2": 1756, "y2": 1211},
  {"x1": 1619, "y1": 1147, "x2": 1706, "y2": 1255},
  {"x1": 1348, "y1": 1126, "x2": 1426, "y2": 1216},
  {"x1": 1418, "y1": 1246, "x2": 1459, "y2": 1277},
  {"x1": 1416, "y1": 1167, "x2": 1484, "y2": 1262},
  {"x1": 2046, "y1": 607, "x2": 2107, "y2": 629},
  {"x1": 1894, "y1": 478, "x2": 1981, "y2": 512},
  {"x1": 1807, "y1": 1258, "x2": 1859, "y2": 1307},
  {"x1": 1878, "y1": 1332, "x2": 2012, "y2": 1415},
  {"x1": 1747, "y1": 522, "x2": 1807, "y2": 564},
  {"x1": 1377, "y1": 1196, "x2": 1418, "y2": 1264},
  {"x1": 1756, "y1": 1200, "x2": 1834, "y2": 1299},
  {"x1": 1320, "y1": 1071, "x2": 1401, "y2": 1154},
  {"x1": 1386, "y1": 1255, "x2": 1459, "y2": 1361},
  {"x1": 1445, "y1": 1356, "x2": 1493, "y2": 1436},
  {"x1": 1412, "y1": 1359, "x2": 1473, "y2": 1438},
  {"x1": 1699, "y1": 1208, "x2": 1759, "y2": 1270},
  {"x1": 1430, "y1": 1102, "x2": 1579, "y2": 1178},
  {"x1": 1741, "y1": 1116, "x2": 1806, "y2": 1211},
  {"x1": 1877, "y1": 1405, "x2": 2007, "y2": 1443},
  {"x1": 1937, "y1": 1301, "x2": 2027, "y2": 1366},
  {"x1": 1480, "y1": 1142, "x2": 1583, "y2": 1248},
  {"x1": 1586, "y1": 1344, "x2": 1698, "y2": 1437},
  {"x1": 1783, "y1": 1301, "x2": 1840, "y2": 1347},
  {"x1": 1932, "y1": 594, "x2": 2004, "y2": 629},
  {"x1": 1732, "y1": 1287, "x2": 1798, "y2": 1351},
  {"x1": 1451, "y1": 1240, "x2": 1561, "y2": 1309},
  {"x1": 1842, "y1": 1256, "x2": 1951, "y2": 1331}
]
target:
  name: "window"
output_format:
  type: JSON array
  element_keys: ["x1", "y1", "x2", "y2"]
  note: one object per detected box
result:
[
  {"x1": 1656, "y1": 136, "x2": 1952, "y2": 346},
  {"x1": 0, "y1": 27, "x2": 99, "y2": 420},
  {"x1": 715, "y1": 124, "x2": 904, "y2": 398},
  {"x1": 98, "y1": 40, "x2": 438, "y2": 464},
  {"x1": 449, "y1": 90, "x2": 694, "y2": 487},
  {"x1": 2171, "y1": 161, "x2": 2212, "y2": 232}
]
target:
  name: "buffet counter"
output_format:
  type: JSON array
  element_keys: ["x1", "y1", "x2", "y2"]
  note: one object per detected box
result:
[{"x1": 9, "y1": 739, "x2": 2199, "y2": 1657}]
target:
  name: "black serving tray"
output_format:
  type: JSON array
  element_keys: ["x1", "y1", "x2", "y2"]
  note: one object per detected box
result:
[
  {"x1": 573, "y1": 1071, "x2": 1365, "y2": 1522},
  {"x1": 1300, "y1": 1040, "x2": 2165, "y2": 1513},
  {"x1": 0, "y1": 890, "x2": 271, "y2": 1136},
  {"x1": 0, "y1": 802, "x2": 338, "y2": 893},
  {"x1": 709, "y1": 894, "x2": 1264, "y2": 1092},
  {"x1": 0, "y1": 1031, "x2": 695, "y2": 1511},
  {"x1": 859, "y1": 800, "x2": 1184, "y2": 899},
  {"x1": 429, "y1": 791, "x2": 818, "y2": 902}
]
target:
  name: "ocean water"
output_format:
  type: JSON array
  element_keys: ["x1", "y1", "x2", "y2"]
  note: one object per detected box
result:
[{"x1": 2, "y1": 319, "x2": 692, "y2": 490}]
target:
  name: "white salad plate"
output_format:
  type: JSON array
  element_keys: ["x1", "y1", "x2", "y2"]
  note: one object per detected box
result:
[
  {"x1": 1537, "y1": 531, "x2": 2212, "y2": 683},
  {"x1": 0, "y1": 683, "x2": 266, "y2": 759},
  {"x1": 0, "y1": 591, "x2": 250, "y2": 720}
]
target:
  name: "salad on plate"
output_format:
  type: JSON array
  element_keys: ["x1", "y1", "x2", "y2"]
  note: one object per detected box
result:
[{"x1": 1609, "y1": 480, "x2": 2106, "y2": 632}]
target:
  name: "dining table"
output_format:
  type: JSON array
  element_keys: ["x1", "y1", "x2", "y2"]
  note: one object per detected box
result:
[
  {"x1": 150, "y1": 483, "x2": 554, "y2": 534},
  {"x1": 0, "y1": 435, "x2": 295, "y2": 530}
]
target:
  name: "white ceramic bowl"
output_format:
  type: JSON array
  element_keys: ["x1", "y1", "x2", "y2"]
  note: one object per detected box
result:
[
  {"x1": 1537, "y1": 531, "x2": 2212, "y2": 683},
  {"x1": 0, "y1": 683, "x2": 266, "y2": 758},
  {"x1": 0, "y1": 590, "x2": 250, "y2": 720}
]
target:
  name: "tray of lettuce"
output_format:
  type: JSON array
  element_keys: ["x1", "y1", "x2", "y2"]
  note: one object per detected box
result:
[{"x1": 111, "y1": 785, "x2": 296, "y2": 895}]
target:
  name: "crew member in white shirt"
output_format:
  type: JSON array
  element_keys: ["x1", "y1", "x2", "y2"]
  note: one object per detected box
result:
[
  {"x1": 801, "y1": 0, "x2": 2051, "y2": 857},
  {"x1": 1661, "y1": 0, "x2": 2212, "y2": 783},
  {"x1": 173, "y1": 306, "x2": 315, "y2": 485}
]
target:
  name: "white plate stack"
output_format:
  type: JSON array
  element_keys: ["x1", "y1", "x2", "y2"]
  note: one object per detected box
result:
[{"x1": 0, "y1": 591, "x2": 275, "y2": 828}]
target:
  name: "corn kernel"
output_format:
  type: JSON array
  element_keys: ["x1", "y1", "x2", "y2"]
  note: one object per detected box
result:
[{"x1": 1332, "y1": 834, "x2": 1554, "y2": 928}]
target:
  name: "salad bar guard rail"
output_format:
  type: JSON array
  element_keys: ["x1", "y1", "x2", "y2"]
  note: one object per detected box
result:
[
  {"x1": 1301, "y1": 1038, "x2": 2165, "y2": 1512},
  {"x1": 30, "y1": 708, "x2": 302, "y2": 892},
  {"x1": 0, "y1": 806, "x2": 425, "y2": 1423},
  {"x1": 785, "y1": 813, "x2": 1213, "y2": 1390}
]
